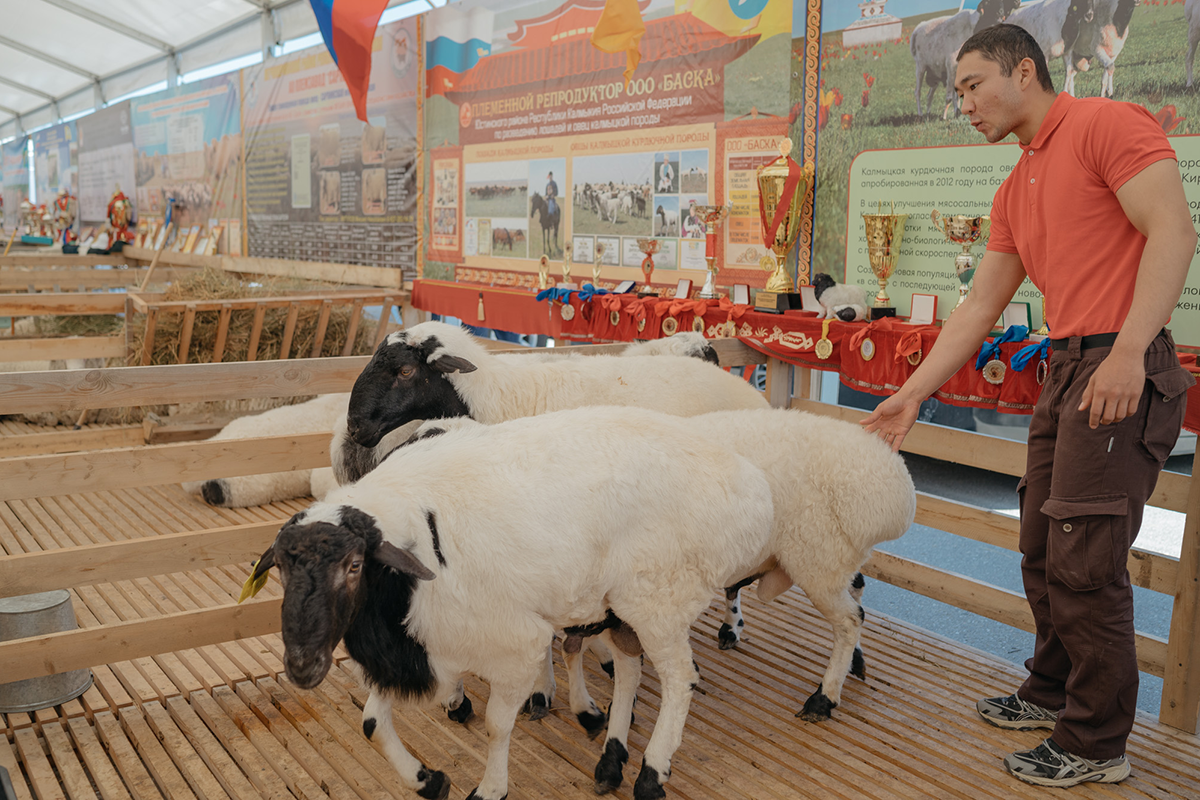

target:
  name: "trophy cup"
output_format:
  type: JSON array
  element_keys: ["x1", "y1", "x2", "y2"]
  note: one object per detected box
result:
[
  {"x1": 755, "y1": 139, "x2": 812, "y2": 313},
  {"x1": 862, "y1": 201, "x2": 909, "y2": 319},
  {"x1": 931, "y1": 210, "x2": 989, "y2": 310},
  {"x1": 1035, "y1": 295, "x2": 1049, "y2": 336},
  {"x1": 561, "y1": 239, "x2": 573, "y2": 286},
  {"x1": 691, "y1": 204, "x2": 730, "y2": 299},
  {"x1": 592, "y1": 241, "x2": 606, "y2": 287},
  {"x1": 537, "y1": 255, "x2": 550, "y2": 290},
  {"x1": 635, "y1": 238, "x2": 661, "y2": 296}
]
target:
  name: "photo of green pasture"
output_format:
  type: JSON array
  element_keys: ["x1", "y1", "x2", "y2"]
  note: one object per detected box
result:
[
  {"x1": 813, "y1": 2, "x2": 1197, "y2": 278},
  {"x1": 465, "y1": 183, "x2": 527, "y2": 219}
]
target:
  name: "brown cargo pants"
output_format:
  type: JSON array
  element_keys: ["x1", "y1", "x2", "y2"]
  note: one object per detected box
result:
[{"x1": 1015, "y1": 329, "x2": 1193, "y2": 759}]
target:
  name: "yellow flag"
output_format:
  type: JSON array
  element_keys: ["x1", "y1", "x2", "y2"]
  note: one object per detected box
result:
[{"x1": 590, "y1": 0, "x2": 646, "y2": 88}]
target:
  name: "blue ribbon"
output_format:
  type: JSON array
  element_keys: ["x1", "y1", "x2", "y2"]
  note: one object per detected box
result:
[
  {"x1": 1011, "y1": 337, "x2": 1052, "y2": 372},
  {"x1": 536, "y1": 287, "x2": 574, "y2": 303},
  {"x1": 578, "y1": 283, "x2": 610, "y2": 302},
  {"x1": 975, "y1": 325, "x2": 1030, "y2": 371}
]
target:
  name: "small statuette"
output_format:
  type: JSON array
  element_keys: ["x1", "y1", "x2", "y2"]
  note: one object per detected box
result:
[
  {"x1": 560, "y1": 303, "x2": 575, "y2": 321},
  {"x1": 983, "y1": 359, "x2": 1006, "y2": 385},
  {"x1": 815, "y1": 319, "x2": 834, "y2": 360},
  {"x1": 662, "y1": 316, "x2": 679, "y2": 336},
  {"x1": 1037, "y1": 358, "x2": 1048, "y2": 386},
  {"x1": 860, "y1": 338, "x2": 876, "y2": 361},
  {"x1": 692, "y1": 316, "x2": 705, "y2": 333},
  {"x1": 907, "y1": 349, "x2": 922, "y2": 366},
  {"x1": 610, "y1": 310, "x2": 621, "y2": 327}
]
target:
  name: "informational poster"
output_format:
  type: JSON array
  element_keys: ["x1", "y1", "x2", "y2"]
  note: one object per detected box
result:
[
  {"x1": 243, "y1": 17, "x2": 419, "y2": 277},
  {"x1": 131, "y1": 74, "x2": 243, "y2": 249},
  {"x1": 812, "y1": 0, "x2": 1200, "y2": 344},
  {"x1": 32, "y1": 123, "x2": 78, "y2": 205},
  {"x1": 424, "y1": 0, "x2": 795, "y2": 289},
  {"x1": 1, "y1": 137, "x2": 29, "y2": 232},
  {"x1": 77, "y1": 101, "x2": 137, "y2": 225}
]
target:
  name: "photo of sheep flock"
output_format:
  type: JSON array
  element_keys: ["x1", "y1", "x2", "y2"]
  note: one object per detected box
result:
[{"x1": 812, "y1": 0, "x2": 1196, "y2": 274}]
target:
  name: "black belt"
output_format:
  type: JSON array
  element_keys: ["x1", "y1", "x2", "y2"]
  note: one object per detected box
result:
[{"x1": 1049, "y1": 329, "x2": 1164, "y2": 351}]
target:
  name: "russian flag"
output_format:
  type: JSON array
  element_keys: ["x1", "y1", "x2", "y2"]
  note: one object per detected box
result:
[{"x1": 309, "y1": 0, "x2": 390, "y2": 121}]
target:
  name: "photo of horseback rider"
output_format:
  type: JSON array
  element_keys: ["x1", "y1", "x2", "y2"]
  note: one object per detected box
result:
[{"x1": 546, "y1": 171, "x2": 559, "y2": 218}]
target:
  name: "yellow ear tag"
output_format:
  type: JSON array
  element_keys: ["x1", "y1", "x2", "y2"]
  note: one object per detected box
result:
[{"x1": 238, "y1": 560, "x2": 269, "y2": 604}]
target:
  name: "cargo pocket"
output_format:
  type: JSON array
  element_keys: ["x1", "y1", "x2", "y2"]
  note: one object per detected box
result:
[
  {"x1": 1139, "y1": 368, "x2": 1194, "y2": 463},
  {"x1": 1041, "y1": 494, "x2": 1129, "y2": 592}
]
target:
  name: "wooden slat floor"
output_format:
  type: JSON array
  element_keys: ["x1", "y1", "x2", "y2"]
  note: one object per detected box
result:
[{"x1": 3, "y1": 485, "x2": 1199, "y2": 800}]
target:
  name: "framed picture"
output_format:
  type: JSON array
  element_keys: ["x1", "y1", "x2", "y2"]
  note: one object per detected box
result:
[
  {"x1": 675, "y1": 278, "x2": 693, "y2": 299},
  {"x1": 1002, "y1": 301, "x2": 1032, "y2": 331},
  {"x1": 800, "y1": 285, "x2": 823, "y2": 313},
  {"x1": 615, "y1": 280, "x2": 637, "y2": 294},
  {"x1": 732, "y1": 283, "x2": 750, "y2": 306},
  {"x1": 910, "y1": 293, "x2": 938, "y2": 325}
]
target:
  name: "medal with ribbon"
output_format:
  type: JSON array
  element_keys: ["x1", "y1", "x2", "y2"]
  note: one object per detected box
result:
[
  {"x1": 815, "y1": 319, "x2": 834, "y2": 360},
  {"x1": 975, "y1": 325, "x2": 1029, "y2": 385},
  {"x1": 1011, "y1": 337, "x2": 1052, "y2": 386}
]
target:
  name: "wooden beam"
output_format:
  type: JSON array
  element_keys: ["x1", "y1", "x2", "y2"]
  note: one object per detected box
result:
[
  {"x1": 0, "y1": 293, "x2": 127, "y2": 315},
  {"x1": 0, "y1": 254, "x2": 128, "y2": 268},
  {"x1": 0, "y1": 521, "x2": 283, "y2": 598},
  {"x1": 863, "y1": 549, "x2": 1167, "y2": 677},
  {"x1": 1161, "y1": 457, "x2": 1200, "y2": 733},
  {"x1": 0, "y1": 432, "x2": 332, "y2": 501},
  {"x1": 0, "y1": 336, "x2": 126, "y2": 361},
  {"x1": 221, "y1": 255, "x2": 405, "y2": 289},
  {"x1": 0, "y1": 357, "x2": 368, "y2": 414},
  {"x1": 764, "y1": 358, "x2": 791, "y2": 409},
  {"x1": 0, "y1": 425, "x2": 144, "y2": 458},
  {"x1": 126, "y1": 289, "x2": 401, "y2": 314},
  {"x1": 0, "y1": 600, "x2": 283, "y2": 684}
]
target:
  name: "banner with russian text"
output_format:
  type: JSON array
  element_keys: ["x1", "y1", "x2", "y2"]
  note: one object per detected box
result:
[
  {"x1": 1, "y1": 137, "x2": 29, "y2": 233},
  {"x1": 32, "y1": 123, "x2": 78, "y2": 207},
  {"x1": 421, "y1": 0, "x2": 798, "y2": 293},
  {"x1": 243, "y1": 17, "x2": 419, "y2": 277},
  {"x1": 77, "y1": 101, "x2": 137, "y2": 227}
]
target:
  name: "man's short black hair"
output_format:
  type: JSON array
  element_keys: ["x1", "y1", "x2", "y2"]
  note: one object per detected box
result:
[{"x1": 957, "y1": 24, "x2": 1054, "y2": 93}]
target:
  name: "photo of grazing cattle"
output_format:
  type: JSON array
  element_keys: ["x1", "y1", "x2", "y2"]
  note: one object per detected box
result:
[{"x1": 465, "y1": 160, "x2": 528, "y2": 219}]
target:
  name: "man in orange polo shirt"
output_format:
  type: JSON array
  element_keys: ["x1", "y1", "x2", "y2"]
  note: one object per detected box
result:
[{"x1": 863, "y1": 25, "x2": 1196, "y2": 787}]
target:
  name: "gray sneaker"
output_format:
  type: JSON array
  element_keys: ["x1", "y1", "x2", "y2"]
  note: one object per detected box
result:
[
  {"x1": 1004, "y1": 738, "x2": 1130, "y2": 787},
  {"x1": 976, "y1": 693, "x2": 1058, "y2": 730}
]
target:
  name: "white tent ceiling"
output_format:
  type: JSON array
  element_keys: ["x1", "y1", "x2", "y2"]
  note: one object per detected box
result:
[{"x1": 0, "y1": 0, "x2": 437, "y2": 141}]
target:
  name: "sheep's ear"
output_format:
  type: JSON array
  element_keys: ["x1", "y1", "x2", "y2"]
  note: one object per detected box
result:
[
  {"x1": 374, "y1": 541, "x2": 436, "y2": 581},
  {"x1": 430, "y1": 355, "x2": 477, "y2": 374}
]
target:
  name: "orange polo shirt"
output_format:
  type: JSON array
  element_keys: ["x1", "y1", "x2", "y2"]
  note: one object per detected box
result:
[{"x1": 986, "y1": 93, "x2": 1177, "y2": 338}]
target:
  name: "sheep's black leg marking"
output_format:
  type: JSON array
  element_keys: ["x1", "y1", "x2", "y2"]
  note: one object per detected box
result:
[
  {"x1": 522, "y1": 692, "x2": 550, "y2": 721},
  {"x1": 717, "y1": 623, "x2": 739, "y2": 650},
  {"x1": 577, "y1": 707, "x2": 608, "y2": 739},
  {"x1": 593, "y1": 738, "x2": 628, "y2": 794},
  {"x1": 464, "y1": 791, "x2": 504, "y2": 800},
  {"x1": 600, "y1": 659, "x2": 615, "y2": 678},
  {"x1": 362, "y1": 717, "x2": 377, "y2": 740},
  {"x1": 416, "y1": 767, "x2": 450, "y2": 800},
  {"x1": 201, "y1": 480, "x2": 227, "y2": 506},
  {"x1": 798, "y1": 683, "x2": 837, "y2": 722},
  {"x1": 851, "y1": 572, "x2": 865, "y2": 591},
  {"x1": 425, "y1": 511, "x2": 447, "y2": 567},
  {"x1": 446, "y1": 695, "x2": 473, "y2": 724},
  {"x1": 633, "y1": 764, "x2": 667, "y2": 800},
  {"x1": 851, "y1": 647, "x2": 866, "y2": 680}
]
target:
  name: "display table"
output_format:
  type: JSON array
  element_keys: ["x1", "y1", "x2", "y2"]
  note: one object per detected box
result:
[{"x1": 412, "y1": 279, "x2": 563, "y2": 337}]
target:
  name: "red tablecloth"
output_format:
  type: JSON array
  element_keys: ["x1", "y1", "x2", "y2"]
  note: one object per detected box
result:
[{"x1": 412, "y1": 279, "x2": 562, "y2": 337}]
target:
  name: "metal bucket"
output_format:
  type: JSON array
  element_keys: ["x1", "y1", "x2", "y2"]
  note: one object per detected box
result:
[{"x1": 0, "y1": 590, "x2": 93, "y2": 713}]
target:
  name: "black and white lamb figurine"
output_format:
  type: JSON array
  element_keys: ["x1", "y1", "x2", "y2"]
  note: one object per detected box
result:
[
  {"x1": 249, "y1": 406, "x2": 778, "y2": 800},
  {"x1": 812, "y1": 272, "x2": 869, "y2": 322}
]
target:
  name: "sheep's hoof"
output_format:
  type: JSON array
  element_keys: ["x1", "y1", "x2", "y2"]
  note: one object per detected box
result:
[
  {"x1": 633, "y1": 764, "x2": 667, "y2": 800},
  {"x1": 522, "y1": 693, "x2": 550, "y2": 721},
  {"x1": 201, "y1": 480, "x2": 228, "y2": 507},
  {"x1": 717, "y1": 624, "x2": 740, "y2": 650},
  {"x1": 464, "y1": 791, "x2": 506, "y2": 800},
  {"x1": 851, "y1": 647, "x2": 866, "y2": 680},
  {"x1": 362, "y1": 717, "x2": 377, "y2": 740},
  {"x1": 593, "y1": 739, "x2": 628, "y2": 794},
  {"x1": 577, "y1": 708, "x2": 608, "y2": 739},
  {"x1": 416, "y1": 767, "x2": 450, "y2": 800},
  {"x1": 446, "y1": 696, "x2": 473, "y2": 724},
  {"x1": 599, "y1": 660, "x2": 615, "y2": 678},
  {"x1": 798, "y1": 685, "x2": 836, "y2": 722}
]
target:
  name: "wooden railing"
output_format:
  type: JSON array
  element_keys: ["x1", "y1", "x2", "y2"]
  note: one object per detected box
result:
[{"x1": 0, "y1": 340, "x2": 1195, "y2": 737}]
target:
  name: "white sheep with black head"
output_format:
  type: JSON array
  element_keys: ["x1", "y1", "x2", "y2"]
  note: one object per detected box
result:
[
  {"x1": 248, "y1": 406, "x2": 777, "y2": 800},
  {"x1": 812, "y1": 272, "x2": 869, "y2": 322}
]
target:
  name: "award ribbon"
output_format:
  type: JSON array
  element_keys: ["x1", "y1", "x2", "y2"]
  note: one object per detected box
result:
[
  {"x1": 1010, "y1": 338, "x2": 1052, "y2": 372},
  {"x1": 974, "y1": 325, "x2": 1029, "y2": 371},
  {"x1": 894, "y1": 329, "x2": 924, "y2": 364},
  {"x1": 757, "y1": 156, "x2": 805, "y2": 251},
  {"x1": 578, "y1": 283, "x2": 611, "y2": 302},
  {"x1": 536, "y1": 286, "x2": 574, "y2": 303}
]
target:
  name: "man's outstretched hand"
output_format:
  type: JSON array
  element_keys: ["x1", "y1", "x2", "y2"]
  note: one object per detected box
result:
[{"x1": 860, "y1": 394, "x2": 923, "y2": 452}]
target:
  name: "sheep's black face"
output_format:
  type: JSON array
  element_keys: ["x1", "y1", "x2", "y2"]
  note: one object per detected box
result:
[
  {"x1": 347, "y1": 334, "x2": 475, "y2": 448},
  {"x1": 275, "y1": 520, "x2": 370, "y2": 689},
  {"x1": 812, "y1": 273, "x2": 836, "y2": 300}
]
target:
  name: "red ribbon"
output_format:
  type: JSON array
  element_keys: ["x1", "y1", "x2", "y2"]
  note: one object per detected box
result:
[
  {"x1": 705, "y1": 231, "x2": 717, "y2": 258},
  {"x1": 848, "y1": 316, "x2": 896, "y2": 351},
  {"x1": 600, "y1": 294, "x2": 623, "y2": 312},
  {"x1": 757, "y1": 156, "x2": 805, "y2": 251},
  {"x1": 895, "y1": 329, "x2": 924, "y2": 363}
]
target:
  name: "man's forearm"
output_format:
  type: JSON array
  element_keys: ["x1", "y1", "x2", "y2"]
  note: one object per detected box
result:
[{"x1": 1113, "y1": 224, "x2": 1196, "y2": 357}]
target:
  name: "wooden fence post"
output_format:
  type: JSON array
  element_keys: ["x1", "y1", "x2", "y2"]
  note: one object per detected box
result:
[{"x1": 1161, "y1": 467, "x2": 1200, "y2": 733}]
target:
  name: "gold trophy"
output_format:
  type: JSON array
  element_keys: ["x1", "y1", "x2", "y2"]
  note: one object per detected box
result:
[
  {"x1": 636, "y1": 237, "x2": 661, "y2": 296},
  {"x1": 691, "y1": 204, "x2": 730, "y2": 299},
  {"x1": 755, "y1": 138, "x2": 812, "y2": 313},
  {"x1": 1036, "y1": 295, "x2": 1049, "y2": 336},
  {"x1": 931, "y1": 210, "x2": 989, "y2": 310},
  {"x1": 592, "y1": 241, "x2": 606, "y2": 287},
  {"x1": 561, "y1": 239, "x2": 573, "y2": 286},
  {"x1": 862, "y1": 201, "x2": 909, "y2": 319},
  {"x1": 537, "y1": 255, "x2": 550, "y2": 290}
]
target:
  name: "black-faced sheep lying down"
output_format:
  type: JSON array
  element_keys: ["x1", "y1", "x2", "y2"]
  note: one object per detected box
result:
[{"x1": 249, "y1": 406, "x2": 778, "y2": 800}]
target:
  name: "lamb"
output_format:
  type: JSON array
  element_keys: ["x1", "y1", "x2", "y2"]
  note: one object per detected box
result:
[
  {"x1": 248, "y1": 406, "x2": 778, "y2": 800},
  {"x1": 655, "y1": 205, "x2": 678, "y2": 237},
  {"x1": 1005, "y1": 0, "x2": 1135, "y2": 97},
  {"x1": 812, "y1": 272, "x2": 869, "y2": 322},
  {"x1": 910, "y1": 0, "x2": 1018, "y2": 117},
  {"x1": 621, "y1": 331, "x2": 720, "y2": 364}
]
